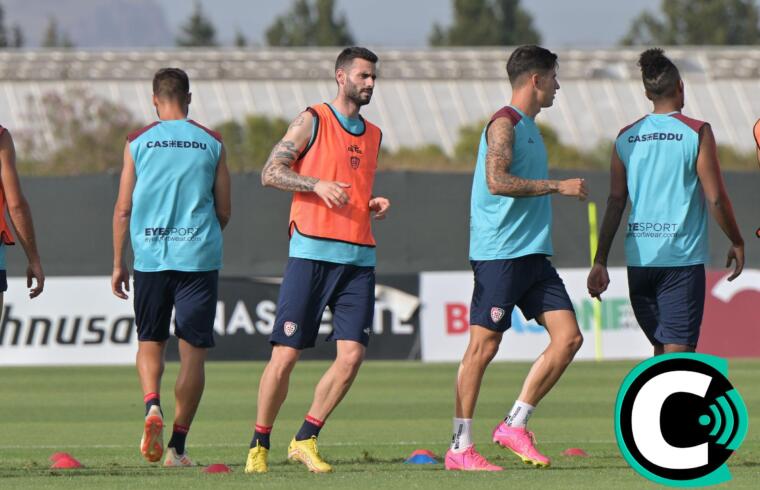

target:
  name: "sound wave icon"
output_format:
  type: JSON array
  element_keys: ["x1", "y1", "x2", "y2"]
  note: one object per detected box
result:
[{"x1": 698, "y1": 389, "x2": 748, "y2": 451}]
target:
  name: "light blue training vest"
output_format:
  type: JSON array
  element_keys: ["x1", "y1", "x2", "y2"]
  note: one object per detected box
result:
[
  {"x1": 616, "y1": 112, "x2": 708, "y2": 267},
  {"x1": 469, "y1": 105, "x2": 553, "y2": 261},
  {"x1": 128, "y1": 119, "x2": 223, "y2": 272}
]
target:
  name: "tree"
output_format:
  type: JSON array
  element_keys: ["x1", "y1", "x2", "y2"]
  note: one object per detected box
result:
[
  {"x1": 18, "y1": 88, "x2": 138, "y2": 175},
  {"x1": 0, "y1": 4, "x2": 7, "y2": 48},
  {"x1": 215, "y1": 115, "x2": 290, "y2": 172},
  {"x1": 0, "y1": 3, "x2": 22, "y2": 48},
  {"x1": 176, "y1": 1, "x2": 217, "y2": 47},
  {"x1": 234, "y1": 29, "x2": 247, "y2": 47},
  {"x1": 430, "y1": 0, "x2": 541, "y2": 46},
  {"x1": 621, "y1": 0, "x2": 760, "y2": 45},
  {"x1": 41, "y1": 17, "x2": 57, "y2": 47},
  {"x1": 10, "y1": 23, "x2": 23, "y2": 48},
  {"x1": 452, "y1": 118, "x2": 608, "y2": 169},
  {"x1": 42, "y1": 17, "x2": 74, "y2": 48},
  {"x1": 266, "y1": 0, "x2": 354, "y2": 47}
]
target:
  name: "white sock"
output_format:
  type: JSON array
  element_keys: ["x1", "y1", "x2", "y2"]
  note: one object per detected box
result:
[
  {"x1": 450, "y1": 418, "x2": 472, "y2": 452},
  {"x1": 505, "y1": 400, "x2": 535, "y2": 428}
]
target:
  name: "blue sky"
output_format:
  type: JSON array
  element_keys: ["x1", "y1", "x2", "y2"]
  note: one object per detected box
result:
[{"x1": 158, "y1": 0, "x2": 663, "y2": 47}]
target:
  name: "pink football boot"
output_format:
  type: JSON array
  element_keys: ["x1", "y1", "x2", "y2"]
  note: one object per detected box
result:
[
  {"x1": 445, "y1": 445, "x2": 503, "y2": 471},
  {"x1": 492, "y1": 422, "x2": 550, "y2": 467}
]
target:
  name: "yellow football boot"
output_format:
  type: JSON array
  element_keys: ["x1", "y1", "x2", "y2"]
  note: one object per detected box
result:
[
  {"x1": 287, "y1": 436, "x2": 333, "y2": 473},
  {"x1": 244, "y1": 443, "x2": 269, "y2": 474}
]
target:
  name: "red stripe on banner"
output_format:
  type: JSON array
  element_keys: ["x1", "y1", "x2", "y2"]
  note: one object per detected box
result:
[{"x1": 698, "y1": 270, "x2": 760, "y2": 357}]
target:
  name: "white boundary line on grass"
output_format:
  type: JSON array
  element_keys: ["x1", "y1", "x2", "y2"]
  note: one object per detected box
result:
[{"x1": 0, "y1": 440, "x2": 617, "y2": 450}]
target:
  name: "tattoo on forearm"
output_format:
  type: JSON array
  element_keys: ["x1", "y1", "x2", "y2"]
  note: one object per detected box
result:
[
  {"x1": 261, "y1": 139, "x2": 317, "y2": 192},
  {"x1": 485, "y1": 119, "x2": 558, "y2": 197}
]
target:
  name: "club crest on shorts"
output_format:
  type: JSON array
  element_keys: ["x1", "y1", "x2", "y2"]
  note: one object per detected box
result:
[
  {"x1": 284, "y1": 321, "x2": 298, "y2": 337},
  {"x1": 490, "y1": 307, "x2": 505, "y2": 323}
]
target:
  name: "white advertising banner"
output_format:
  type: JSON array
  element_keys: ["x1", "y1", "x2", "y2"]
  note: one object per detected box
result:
[
  {"x1": 420, "y1": 268, "x2": 653, "y2": 362},
  {"x1": 1, "y1": 277, "x2": 137, "y2": 366},
  {"x1": 0, "y1": 276, "x2": 423, "y2": 366}
]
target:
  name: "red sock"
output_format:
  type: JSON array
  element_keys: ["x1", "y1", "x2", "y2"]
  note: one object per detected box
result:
[
  {"x1": 296, "y1": 414, "x2": 324, "y2": 440},
  {"x1": 252, "y1": 424, "x2": 272, "y2": 449},
  {"x1": 143, "y1": 392, "x2": 160, "y2": 415}
]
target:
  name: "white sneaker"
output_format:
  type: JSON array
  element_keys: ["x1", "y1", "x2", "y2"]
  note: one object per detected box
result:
[
  {"x1": 163, "y1": 447, "x2": 194, "y2": 467},
  {"x1": 140, "y1": 406, "x2": 164, "y2": 463}
]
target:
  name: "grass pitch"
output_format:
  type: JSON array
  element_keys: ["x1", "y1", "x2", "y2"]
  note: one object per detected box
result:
[{"x1": 1, "y1": 360, "x2": 759, "y2": 489}]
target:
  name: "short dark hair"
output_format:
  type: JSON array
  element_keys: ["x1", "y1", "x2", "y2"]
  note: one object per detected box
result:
[
  {"x1": 335, "y1": 47, "x2": 378, "y2": 73},
  {"x1": 506, "y1": 45, "x2": 558, "y2": 85},
  {"x1": 153, "y1": 68, "x2": 190, "y2": 101},
  {"x1": 638, "y1": 48, "x2": 680, "y2": 99}
]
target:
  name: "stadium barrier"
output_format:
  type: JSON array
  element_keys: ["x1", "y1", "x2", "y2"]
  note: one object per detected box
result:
[
  {"x1": 0, "y1": 275, "x2": 420, "y2": 366},
  {"x1": 1, "y1": 268, "x2": 757, "y2": 366},
  {"x1": 419, "y1": 268, "x2": 760, "y2": 361}
]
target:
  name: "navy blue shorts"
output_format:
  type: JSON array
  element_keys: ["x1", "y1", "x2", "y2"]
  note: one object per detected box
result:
[
  {"x1": 270, "y1": 258, "x2": 375, "y2": 349},
  {"x1": 0, "y1": 270, "x2": 6, "y2": 292},
  {"x1": 470, "y1": 255, "x2": 574, "y2": 332},
  {"x1": 134, "y1": 270, "x2": 219, "y2": 348},
  {"x1": 627, "y1": 264, "x2": 705, "y2": 346}
]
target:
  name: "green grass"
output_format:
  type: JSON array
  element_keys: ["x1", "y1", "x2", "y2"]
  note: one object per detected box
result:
[{"x1": 1, "y1": 360, "x2": 758, "y2": 488}]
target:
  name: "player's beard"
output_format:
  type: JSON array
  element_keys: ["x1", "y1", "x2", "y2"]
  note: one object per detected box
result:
[{"x1": 345, "y1": 79, "x2": 372, "y2": 107}]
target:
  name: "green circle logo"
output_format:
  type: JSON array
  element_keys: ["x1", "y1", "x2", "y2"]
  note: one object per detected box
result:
[{"x1": 614, "y1": 353, "x2": 748, "y2": 487}]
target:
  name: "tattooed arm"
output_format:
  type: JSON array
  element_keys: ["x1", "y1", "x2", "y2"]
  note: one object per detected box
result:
[
  {"x1": 261, "y1": 111, "x2": 350, "y2": 208},
  {"x1": 261, "y1": 111, "x2": 316, "y2": 191},
  {"x1": 485, "y1": 117, "x2": 588, "y2": 199}
]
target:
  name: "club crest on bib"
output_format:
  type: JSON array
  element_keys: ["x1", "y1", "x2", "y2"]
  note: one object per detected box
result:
[
  {"x1": 284, "y1": 321, "x2": 298, "y2": 337},
  {"x1": 490, "y1": 307, "x2": 505, "y2": 323},
  {"x1": 347, "y1": 144, "x2": 362, "y2": 169}
]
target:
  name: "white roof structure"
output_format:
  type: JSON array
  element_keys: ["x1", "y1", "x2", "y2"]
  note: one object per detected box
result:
[{"x1": 1, "y1": 47, "x2": 759, "y2": 154}]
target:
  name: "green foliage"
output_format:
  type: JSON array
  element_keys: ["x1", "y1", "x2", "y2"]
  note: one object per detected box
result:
[
  {"x1": 539, "y1": 123, "x2": 610, "y2": 169},
  {"x1": 176, "y1": 1, "x2": 217, "y2": 47},
  {"x1": 215, "y1": 115, "x2": 290, "y2": 172},
  {"x1": 454, "y1": 119, "x2": 484, "y2": 164},
  {"x1": 378, "y1": 145, "x2": 453, "y2": 170},
  {"x1": 266, "y1": 0, "x2": 354, "y2": 47},
  {"x1": 234, "y1": 30, "x2": 247, "y2": 47},
  {"x1": 717, "y1": 144, "x2": 757, "y2": 169},
  {"x1": 430, "y1": 0, "x2": 541, "y2": 46},
  {"x1": 10, "y1": 23, "x2": 22, "y2": 48},
  {"x1": 621, "y1": 0, "x2": 760, "y2": 45},
  {"x1": 449, "y1": 119, "x2": 610, "y2": 170},
  {"x1": 41, "y1": 17, "x2": 73, "y2": 48},
  {"x1": 17, "y1": 88, "x2": 138, "y2": 175}
]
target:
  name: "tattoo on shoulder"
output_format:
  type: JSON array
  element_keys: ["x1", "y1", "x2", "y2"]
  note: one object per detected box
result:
[
  {"x1": 289, "y1": 114, "x2": 306, "y2": 129},
  {"x1": 485, "y1": 118, "x2": 556, "y2": 197},
  {"x1": 486, "y1": 118, "x2": 514, "y2": 173}
]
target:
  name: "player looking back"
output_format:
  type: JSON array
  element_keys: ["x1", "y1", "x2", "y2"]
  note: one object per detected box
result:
[
  {"x1": 112, "y1": 68, "x2": 231, "y2": 467},
  {"x1": 445, "y1": 45, "x2": 587, "y2": 472},
  {"x1": 588, "y1": 48, "x2": 743, "y2": 355},
  {"x1": 244, "y1": 47, "x2": 390, "y2": 474}
]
